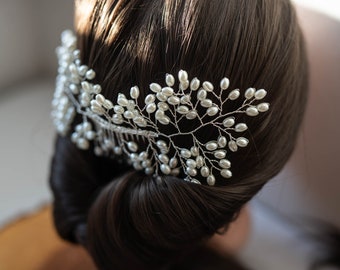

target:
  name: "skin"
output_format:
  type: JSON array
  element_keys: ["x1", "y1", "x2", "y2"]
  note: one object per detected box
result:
[{"x1": 206, "y1": 204, "x2": 251, "y2": 255}]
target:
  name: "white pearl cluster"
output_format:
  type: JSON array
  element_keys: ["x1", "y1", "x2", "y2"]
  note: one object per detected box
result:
[{"x1": 52, "y1": 30, "x2": 270, "y2": 186}]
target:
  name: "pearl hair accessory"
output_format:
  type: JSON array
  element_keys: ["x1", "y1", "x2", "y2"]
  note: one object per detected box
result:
[{"x1": 52, "y1": 30, "x2": 270, "y2": 186}]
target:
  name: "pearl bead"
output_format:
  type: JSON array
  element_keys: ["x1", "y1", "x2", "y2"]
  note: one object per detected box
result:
[
  {"x1": 219, "y1": 159, "x2": 231, "y2": 169},
  {"x1": 78, "y1": 65, "x2": 88, "y2": 76},
  {"x1": 145, "y1": 94, "x2": 156, "y2": 105},
  {"x1": 203, "y1": 81, "x2": 214, "y2": 92},
  {"x1": 124, "y1": 110, "x2": 134, "y2": 119},
  {"x1": 177, "y1": 105, "x2": 189, "y2": 114},
  {"x1": 127, "y1": 142, "x2": 138, "y2": 152},
  {"x1": 86, "y1": 131, "x2": 96, "y2": 140},
  {"x1": 180, "y1": 149, "x2": 191, "y2": 158},
  {"x1": 186, "y1": 167, "x2": 197, "y2": 177},
  {"x1": 145, "y1": 167, "x2": 154, "y2": 175},
  {"x1": 130, "y1": 86, "x2": 140, "y2": 99},
  {"x1": 214, "y1": 150, "x2": 226, "y2": 159},
  {"x1": 207, "y1": 175, "x2": 216, "y2": 186},
  {"x1": 157, "y1": 102, "x2": 169, "y2": 111},
  {"x1": 156, "y1": 140, "x2": 167, "y2": 149},
  {"x1": 85, "y1": 69, "x2": 96, "y2": 80},
  {"x1": 161, "y1": 87, "x2": 174, "y2": 97},
  {"x1": 156, "y1": 92, "x2": 167, "y2": 102},
  {"x1": 197, "y1": 89, "x2": 207, "y2": 101},
  {"x1": 142, "y1": 160, "x2": 152, "y2": 168},
  {"x1": 254, "y1": 89, "x2": 267, "y2": 100},
  {"x1": 200, "y1": 99, "x2": 212, "y2": 108},
  {"x1": 200, "y1": 166, "x2": 209, "y2": 177},
  {"x1": 235, "y1": 123, "x2": 248, "y2": 132},
  {"x1": 158, "y1": 116, "x2": 170, "y2": 125},
  {"x1": 205, "y1": 141, "x2": 218, "y2": 151},
  {"x1": 180, "y1": 81, "x2": 189, "y2": 91},
  {"x1": 190, "y1": 146, "x2": 199, "y2": 156},
  {"x1": 166, "y1": 74, "x2": 175, "y2": 86},
  {"x1": 77, "y1": 138, "x2": 89, "y2": 150},
  {"x1": 186, "y1": 159, "x2": 197, "y2": 168},
  {"x1": 228, "y1": 89, "x2": 240, "y2": 100},
  {"x1": 139, "y1": 151, "x2": 148, "y2": 159},
  {"x1": 150, "y1": 83, "x2": 162, "y2": 93},
  {"x1": 158, "y1": 154, "x2": 169, "y2": 164},
  {"x1": 146, "y1": 103, "x2": 157, "y2": 113},
  {"x1": 117, "y1": 94, "x2": 129, "y2": 106},
  {"x1": 180, "y1": 95, "x2": 191, "y2": 104},
  {"x1": 190, "y1": 77, "x2": 200, "y2": 91},
  {"x1": 207, "y1": 106, "x2": 219, "y2": 116},
  {"x1": 221, "y1": 169, "x2": 232, "y2": 178},
  {"x1": 196, "y1": 156, "x2": 204, "y2": 168},
  {"x1": 191, "y1": 179, "x2": 201, "y2": 185},
  {"x1": 246, "y1": 107, "x2": 259, "y2": 116},
  {"x1": 245, "y1": 88, "x2": 255, "y2": 99},
  {"x1": 103, "y1": 100, "x2": 113, "y2": 110},
  {"x1": 228, "y1": 141, "x2": 238, "y2": 152},
  {"x1": 114, "y1": 147, "x2": 122, "y2": 155},
  {"x1": 155, "y1": 109, "x2": 165, "y2": 119},
  {"x1": 94, "y1": 147, "x2": 103, "y2": 156},
  {"x1": 218, "y1": 136, "x2": 227, "y2": 148},
  {"x1": 257, "y1": 102, "x2": 270, "y2": 112},
  {"x1": 133, "y1": 162, "x2": 143, "y2": 170},
  {"x1": 112, "y1": 114, "x2": 123, "y2": 124},
  {"x1": 236, "y1": 137, "x2": 249, "y2": 147},
  {"x1": 114, "y1": 105, "x2": 124, "y2": 114},
  {"x1": 186, "y1": 110, "x2": 198, "y2": 120},
  {"x1": 220, "y1": 77, "x2": 230, "y2": 90},
  {"x1": 93, "y1": 84, "x2": 101, "y2": 94},
  {"x1": 168, "y1": 96, "x2": 180, "y2": 105},
  {"x1": 178, "y1": 70, "x2": 188, "y2": 83},
  {"x1": 133, "y1": 116, "x2": 147, "y2": 127},
  {"x1": 169, "y1": 157, "x2": 178, "y2": 168},
  {"x1": 161, "y1": 164, "x2": 171, "y2": 175}
]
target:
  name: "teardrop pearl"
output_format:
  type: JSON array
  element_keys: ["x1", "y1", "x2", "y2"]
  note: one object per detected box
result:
[
  {"x1": 168, "y1": 96, "x2": 180, "y2": 105},
  {"x1": 236, "y1": 137, "x2": 249, "y2": 147},
  {"x1": 186, "y1": 110, "x2": 198, "y2": 119},
  {"x1": 221, "y1": 169, "x2": 232, "y2": 178},
  {"x1": 220, "y1": 77, "x2": 230, "y2": 90},
  {"x1": 207, "y1": 175, "x2": 216, "y2": 186},
  {"x1": 257, "y1": 102, "x2": 270, "y2": 112},
  {"x1": 246, "y1": 107, "x2": 259, "y2": 116},
  {"x1": 197, "y1": 89, "x2": 207, "y2": 101},
  {"x1": 245, "y1": 88, "x2": 255, "y2": 99},
  {"x1": 218, "y1": 136, "x2": 227, "y2": 148},
  {"x1": 205, "y1": 141, "x2": 218, "y2": 151},
  {"x1": 178, "y1": 70, "x2": 188, "y2": 83},
  {"x1": 228, "y1": 89, "x2": 240, "y2": 100},
  {"x1": 207, "y1": 106, "x2": 219, "y2": 116},
  {"x1": 214, "y1": 150, "x2": 226, "y2": 159},
  {"x1": 180, "y1": 149, "x2": 191, "y2": 158},
  {"x1": 127, "y1": 141, "x2": 138, "y2": 152},
  {"x1": 158, "y1": 154, "x2": 169, "y2": 164},
  {"x1": 203, "y1": 81, "x2": 214, "y2": 92},
  {"x1": 186, "y1": 159, "x2": 197, "y2": 168},
  {"x1": 190, "y1": 78, "x2": 200, "y2": 91},
  {"x1": 169, "y1": 157, "x2": 178, "y2": 168},
  {"x1": 223, "y1": 117, "x2": 235, "y2": 128},
  {"x1": 201, "y1": 99, "x2": 213, "y2": 108},
  {"x1": 162, "y1": 87, "x2": 174, "y2": 97},
  {"x1": 146, "y1": 103, "x2": 157, "y2": 113},
  {"x1": 150, "y1": 83, "x2": 162, "y2": 93},
  {"x1": 145, "y1": 94, "x2": 156, "y2": 104},
  {"x1": 130, "y1": 86, "x2": 140, "y2": 99},
  {"x1": 254, "y1": 89, "x2": 267, "y2": 100},
  {"x1": 160, "y1": 164, "x2": 171, "y2": 175},
  {"x1": 200, "y1": 166, "x2": 210, "y2": 177},
  {"x1": 166, "y1": 74, "x2": 175, "y2": 86},
  {"x1": 219, "y1": 159, "x2": 231, "y2": 169},
  {"x1": 235, "y1": 123, "x2": 248, "y2": 132},
  {"x1": 228, "y1": 141, "x2": 238, "y2": 152}
]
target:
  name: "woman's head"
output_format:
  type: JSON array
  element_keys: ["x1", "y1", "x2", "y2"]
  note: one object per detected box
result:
[{"x1": 53, "y1": 0, "x2": 308, "y2": 268}]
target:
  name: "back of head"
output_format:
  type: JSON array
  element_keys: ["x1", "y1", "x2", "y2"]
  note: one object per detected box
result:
[{"x1": 51, "y1": 0, "x2": 308, "y2": 269}]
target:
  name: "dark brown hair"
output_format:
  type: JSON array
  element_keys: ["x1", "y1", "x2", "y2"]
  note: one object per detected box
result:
[{"x1": 49, "y1": 0, "x2": 308, "y2": 269}]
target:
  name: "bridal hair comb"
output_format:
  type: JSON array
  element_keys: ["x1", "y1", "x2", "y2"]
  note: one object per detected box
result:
[{"x1": 52, "y1": 30, "x2": 270, "y2": 186}]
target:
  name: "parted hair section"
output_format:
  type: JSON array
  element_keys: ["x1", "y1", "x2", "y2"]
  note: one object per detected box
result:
[{"x1": 49, "y1": 0, "x2": 308, "y2": 269}]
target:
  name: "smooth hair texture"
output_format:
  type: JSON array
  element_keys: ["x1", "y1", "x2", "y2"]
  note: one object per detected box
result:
[{"x1": 49, "y1": 0, "x2": 309, "y2": 269}]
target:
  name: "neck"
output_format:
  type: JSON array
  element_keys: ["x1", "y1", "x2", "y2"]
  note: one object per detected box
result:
[{"x1": 206, "y1": 204, "x2": 251, "y2": 256}]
